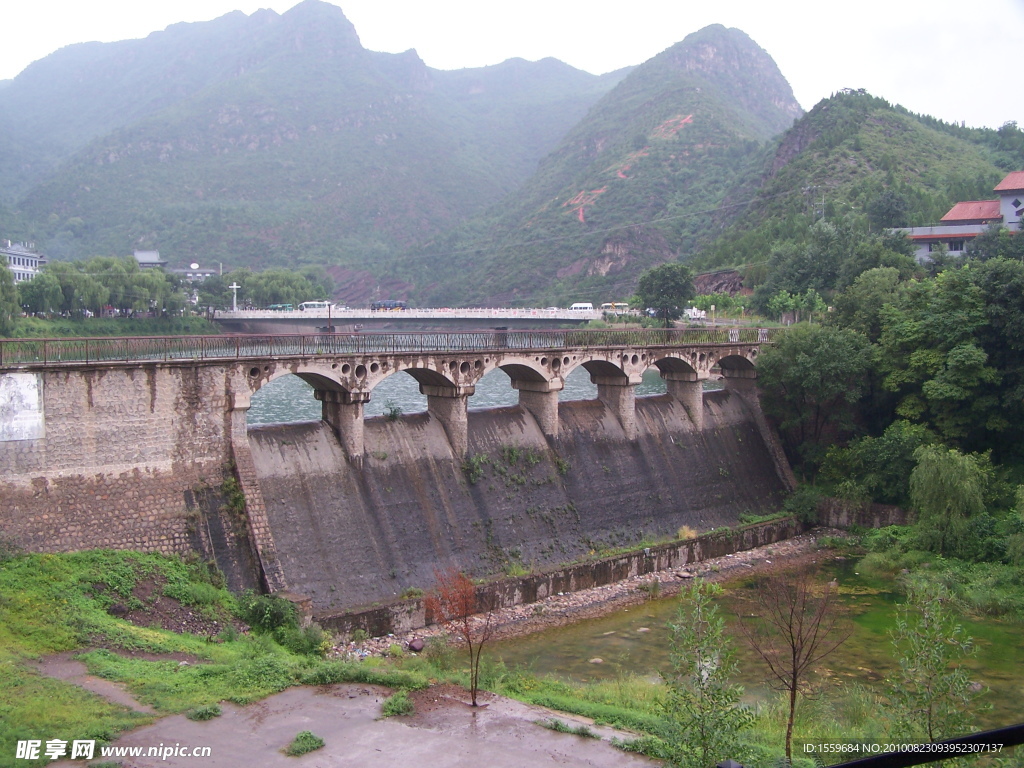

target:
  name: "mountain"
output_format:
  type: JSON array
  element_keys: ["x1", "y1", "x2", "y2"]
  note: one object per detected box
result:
[
  {"x1": 0, "y1": 0, "x2": 625, "y2": 269},
  {"x1": 692, "y1": 90, "x2": 1024, "y2": 275},
  {"x1": 397, "y1": 25, "x2": 804, "y2": 306}
]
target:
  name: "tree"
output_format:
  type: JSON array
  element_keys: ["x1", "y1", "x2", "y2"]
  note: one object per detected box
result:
[
  {"x1": 867, "y1": 188, "x2": 910, "y2": 229},
  {"x1": 830, "y1": 266, "x2": 907, "y2": 342},
  {"x1": 820, "y1": 420, "x2": 934, "y2": 506},
  {"x1": 0, "y1": 261, "x2": 19, "y2": 336},
  {"x1": 663, "y1": 581, "x2": 753, "y2": 768},
  {"x1": 889, "y1": 582, "x2": 986, "y2": 744},
  {"x1": 757, "y1": 324, "x2": 873, "y2": 466},
  {"x1": 738, "y1": 567, "x2": 849, "y2": 761},
  {"x1": 635, "y1": 262, "x2": 695, "y2": 327},
  {"x1": 909, "y1": 445, "x2": 990, "y2": 557},
  {"x1": 424, "y1": 568, "x2": 494, "y2": 707},
  {"x1": 878, "y1": 269, "x2": 1002, "y2": 447}
]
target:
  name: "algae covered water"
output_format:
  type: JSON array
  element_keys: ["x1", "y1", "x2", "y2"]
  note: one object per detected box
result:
[{"x1": 490, "y1": 559, "x2": 1024, "y2": 730}]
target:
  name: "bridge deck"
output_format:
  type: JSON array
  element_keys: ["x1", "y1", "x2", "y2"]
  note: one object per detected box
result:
[{"x1": 0, "y1": 328, "x2": 777, "y2": 369}]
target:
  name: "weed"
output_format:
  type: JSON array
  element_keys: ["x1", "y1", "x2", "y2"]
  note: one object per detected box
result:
[
  {"x1": 381, "y1": 689, "x2": 415, "y2": 717},
  {"x1": 285, "y1": 730, "x2": 325, "y2": 756},
  {"x1": 637, "y1": 579, "x2": 661, "y2": 600},
  {"x1": 371, "y1": 451, "x2": 388, "y2": 461},
  {"x1": 350, "y1": 628, "x2": 369, "y2": 644},
  {"x1": 501, "y1": 445, "x2": 523, "y2": 466},
  {"x1": 553, "y1": 455, "x2": 570, "y2": 476},
  {"x1": 399, "y1": 587, "x2": 424, "y2": 600},
  {"x1": 677, "y1": 525, "x2": 698, "y2": 541},
  {"x1": 538, "y1": 718, "x2": 600, "y2": 738},
  {"x1": 463, "y1": 454, "x2": 489, "y2": 484},
  {"x1": 384, "y1": 399, "x2": 402, "y2": 421},
  {"x1": 185, "y1": 704, "x2": 222, "y2": 721}
]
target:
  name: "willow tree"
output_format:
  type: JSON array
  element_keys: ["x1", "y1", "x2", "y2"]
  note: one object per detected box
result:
[{"x1": 909, "y1": 445, "x2": 989, "y2": 557}]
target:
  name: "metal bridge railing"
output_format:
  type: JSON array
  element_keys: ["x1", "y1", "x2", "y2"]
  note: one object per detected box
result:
[{"x1": 0, "y1": 327, "x2": 780, "y2": 369}]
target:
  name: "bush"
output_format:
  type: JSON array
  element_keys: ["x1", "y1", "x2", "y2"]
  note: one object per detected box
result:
[
  {"x1": 782, "y1": 486, "x2": 821, "y2": 524},
  {"x1": 380, "y1": 689, "x2": 414, "y2": 718},
  {"x1": 273, "y1": 622, "x2": 332, "y2": 657},
  {"x1": 237, "y1": 591, "x2": 298, "y2": 632},
  {"x1": 285, "y1": 731, "x2": 325, "y2": 756}
]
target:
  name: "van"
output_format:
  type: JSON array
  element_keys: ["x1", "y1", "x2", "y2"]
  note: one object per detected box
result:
[{"x1": 568, "y1": 302, "x2": 594, "y2": 312}]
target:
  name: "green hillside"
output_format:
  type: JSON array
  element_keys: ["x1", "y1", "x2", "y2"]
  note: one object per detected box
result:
[
  {"x1": 1, "y1": 0, "x2": 624, "y2": 273},
  {"x1": 693, "y1": 90, "x2": 1024, "y2": 277},
  {"x1": 398, "y1": 25, "x2": 804, "y2": 307}
]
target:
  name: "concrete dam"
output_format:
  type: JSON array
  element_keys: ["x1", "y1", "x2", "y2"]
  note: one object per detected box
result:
[{"x1": 0, "y1": 329, "x2": 793, "y2": 616}]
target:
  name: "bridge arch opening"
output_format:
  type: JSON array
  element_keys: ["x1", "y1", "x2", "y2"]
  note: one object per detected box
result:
[
  {"x1": 364, "y1": 369, "x2": 429, "y2": 417},
  {"x1": 247, "y1": 373, "x2": 346, "y2": 427}
]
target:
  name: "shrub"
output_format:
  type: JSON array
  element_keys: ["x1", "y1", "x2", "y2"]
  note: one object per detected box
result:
[
  {"x1": 782, "y1": 486, "x2": 821, "y2": 524},
  {"x1": 237, "y1": 591, "x2": 298, "y2": 632},
  {"x1": 274, "y1": 622, "x2": 333, "y2": 657},
  {"x1": 381, "y1": 689, "x2": 414, "y2": 717},
  {"x1": 285, "y1": 731, "x2": 325, "y2": 756}
]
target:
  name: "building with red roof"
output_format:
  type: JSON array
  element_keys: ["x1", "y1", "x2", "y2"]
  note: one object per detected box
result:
[{"x1": 897, "y1": 171, "x2": 1022, "y2": 261}]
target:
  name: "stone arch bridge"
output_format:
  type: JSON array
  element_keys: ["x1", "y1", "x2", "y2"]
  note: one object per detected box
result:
[{"x1": 0, "y1": 327, "x2": 785, "y2": 594}]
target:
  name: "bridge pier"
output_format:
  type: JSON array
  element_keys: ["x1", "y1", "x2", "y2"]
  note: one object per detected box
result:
[
  {"x1": 422, "y1": 385, "x2": 475, "y2": 459},
  {"x1": 663, "y1": 371, "x2": 706, "y2": 430},
  {"x1": 594, "y1": 376, "x2": 638, "y2": 440},
  {"x1": 316, "y1": 389, "x2": 371, "y2": 462},
  {"x1": 721, "y1": 368, "x2": 798, "y2": 491},
  {"x1": 512, "y1": 379, "x2": 563, "y2": 438}
]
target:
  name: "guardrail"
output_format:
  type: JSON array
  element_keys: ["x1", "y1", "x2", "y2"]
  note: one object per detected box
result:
[{"x1": 0, "y1": 327, "x2": 780, "y2": 368}]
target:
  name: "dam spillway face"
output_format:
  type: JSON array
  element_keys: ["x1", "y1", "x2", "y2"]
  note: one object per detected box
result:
[{"x1": 247, "y1": 389, "x2": 787, "y2": 612}]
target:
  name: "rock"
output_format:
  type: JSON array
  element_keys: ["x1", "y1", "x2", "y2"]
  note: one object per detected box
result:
[
  {"x1": 589, "y1": 658, "x2": 603, "y2": 664},
  {"x1": 637, "y1": 627, "x2": 650, "y2": 633},
  {"x1": 677, "y1": 571, "x2": 694, "y2": 579},
  {"x1": 408, "y1": 638, "x2": 425, "y2": 653}
]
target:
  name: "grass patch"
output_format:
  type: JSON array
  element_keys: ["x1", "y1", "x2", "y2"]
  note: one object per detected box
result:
[
  {"x1": 284, "y1": 730, "x2": 325, "y2": 757},
  {"x1": 537, "y1": 718, "x2": 600, "y2": 738},
  {"x1": 185, "y1": 703, "x2": 222, "y2": 721},
  {"x1": 380, "y1": 689, "x2": 414, "y2": 718},
  {"x1": 0, "y1": 548, "x2": 343, "y2": 763}
]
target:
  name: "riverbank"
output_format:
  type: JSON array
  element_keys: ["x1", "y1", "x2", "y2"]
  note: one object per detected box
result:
[{"x1": 336, "y1": 528, "x2": 845, "y2": 658}]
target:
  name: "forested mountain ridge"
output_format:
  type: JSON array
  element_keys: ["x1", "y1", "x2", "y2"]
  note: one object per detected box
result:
[
  {"x1": 0, "y1": 0, "x2": 625, "y2": 271},
  {"x1": 399, "y1": 25, "x2": 805, "y2": 306},
  {"x1": 693, "y1": 90, "x2": 1024, "y2": 278}
]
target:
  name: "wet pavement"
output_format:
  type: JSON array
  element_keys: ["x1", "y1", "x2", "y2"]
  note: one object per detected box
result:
[{"x1": 55, "y1": 684, "x2": 655, "y2": 767}]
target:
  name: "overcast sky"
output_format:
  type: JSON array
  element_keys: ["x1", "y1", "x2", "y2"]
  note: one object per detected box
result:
[{"x1": 2, "y1": 0, "x2": 1022, "y2": 130}]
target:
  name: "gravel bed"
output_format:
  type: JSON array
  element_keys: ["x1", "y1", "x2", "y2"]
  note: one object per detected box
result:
[{"x1": 331, "y1": 528, "x2": 847, "y2": 659}]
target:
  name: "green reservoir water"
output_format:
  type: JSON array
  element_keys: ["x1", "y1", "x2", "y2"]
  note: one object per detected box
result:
[
  {"x1": 245, "y1": 367, "x2": 709, "y2": 425},
  {"x1": 491, "y1": 559, "x2": 1024, "y2": 729}
]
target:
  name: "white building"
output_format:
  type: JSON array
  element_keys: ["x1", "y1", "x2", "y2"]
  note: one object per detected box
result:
[
  {"x1": 1, "y1": 241, "x2": 46, "y2": 282},
  {"x1": 896, "y1": 171, "x2": 1023, "y2": 261}
]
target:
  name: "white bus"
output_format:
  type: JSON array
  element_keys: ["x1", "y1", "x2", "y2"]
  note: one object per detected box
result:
[
  {"x1": 298, "y1": 301, "x2": 335, "y2": 311},
  {"x1": 569, "y1": 302, "x2": 594, "y2": 312}
]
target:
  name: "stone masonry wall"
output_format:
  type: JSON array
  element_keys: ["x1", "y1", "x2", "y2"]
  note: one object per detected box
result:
[{"x1": 0, "y1": 364, "x2": 236, "y2": 556}]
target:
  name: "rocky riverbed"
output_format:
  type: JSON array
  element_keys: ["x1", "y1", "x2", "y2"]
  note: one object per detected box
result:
[{"x1": 333, "y1": 528, "x2": 846, "y2": 659}]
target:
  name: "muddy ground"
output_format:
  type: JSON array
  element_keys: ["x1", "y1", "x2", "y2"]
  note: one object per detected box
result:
[
  {"x1": 53, "y1": 684, "x2": 656, "y2": 767},
  {"x1": 46, "y1": 531, "x2": 842, "y2": 767}
]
